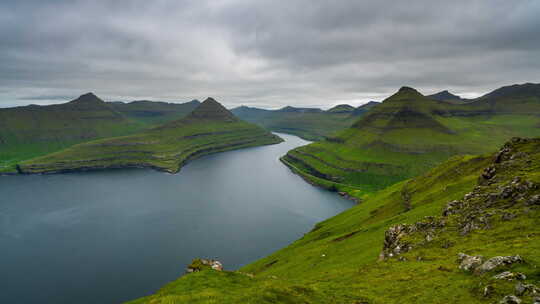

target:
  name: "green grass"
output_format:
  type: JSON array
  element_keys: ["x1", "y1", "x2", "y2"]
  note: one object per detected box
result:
[
  {"x1": 283, "y1": 86, "x2": 540, "y2": 196},
  {"x1": 127, "y1": 137, "x2": 540, "y2": 304},
  {"x1": 18, "y1": 99, "x2": 283, "y2": 174}
]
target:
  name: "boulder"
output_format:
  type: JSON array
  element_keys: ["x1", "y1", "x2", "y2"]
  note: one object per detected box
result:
[
  {"x1": 457, "y1": 253, "x2": 483, "y2": 272},
  {"x1": 476, "y1": 255, "x2": 523, "y2": 274},
  {"x1": 499, "y1": 295, "x2": 521, "y2": 304},
  {"x1": 493, "y1": 271, "x2": 526, "y2": 281}
]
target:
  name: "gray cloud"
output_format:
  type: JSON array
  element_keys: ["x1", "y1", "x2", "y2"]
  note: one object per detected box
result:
[{"x1": 0, "y1": 0, "x2": 539, "y2": 108}]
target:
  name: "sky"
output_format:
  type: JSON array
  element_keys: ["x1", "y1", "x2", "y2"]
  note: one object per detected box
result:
[{"x1": 0, "y1": 0, "x2": 539, "y2": 109}]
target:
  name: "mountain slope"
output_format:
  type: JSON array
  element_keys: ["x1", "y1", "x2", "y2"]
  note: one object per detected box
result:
[
  {"x1": 282, "y1": 83, "x2": 540, "y2": 194},
  {"x1": 17, "y1": 98, "x2": 282, "y2": 174},
  {"x1": 108, "y1": 99, "x2": 200, "y2": 126},
  {"x1": 0, "y1": 93, "x2": 144, "y2": 173},
  {"x1": 428, "y1": 90, "x2": 465, "y2": 103},
  {"x1": 128, "y1": 137, "x2": 540, "y2": 304}
]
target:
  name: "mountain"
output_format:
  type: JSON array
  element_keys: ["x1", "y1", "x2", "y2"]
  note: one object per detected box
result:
[
  {"x1": 351, "y1": 101, "x2": 379, "y2": 116},
  {"x1": 128, "y1": 137, "x2": 540, "y2": 304},
  {"x1": 17, "y1": 98, "x2": 282, "y2": 174},
  {"x1": 232, "y1": 103, "x2": 376, "y2": 141},
  {"x1": 428, "y1": 90, "x2": 465, "y2": 103},
  {"x1": 108, "y1": 99, "x2": 200, "y2": 125},
  {"x1": 326, "y1": 104, "x2": 355, "y2": 113},
  {"x1": 281, "y1": 83, "x2": 540, "y2": 194},
  {"x1": 0, "y1": 93, "x2": 144, "y2": 173},
  {"x1": 276, "y1": 106, "x2": 323, "y2": 113}
]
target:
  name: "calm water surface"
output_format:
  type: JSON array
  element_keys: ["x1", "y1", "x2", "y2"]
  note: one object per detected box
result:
[{"x1": 0, "y1": 133, "x2": 354, "y2": 304}]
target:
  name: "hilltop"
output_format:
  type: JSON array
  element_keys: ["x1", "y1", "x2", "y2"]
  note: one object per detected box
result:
[
  {"x1": 0, "y1": 93, "x2": 144, "y2": 173},
  {"x1": 282, "y1": 83, "x2": 540, "y2": 194},
  {"x1": 428, "y1": 90, "x2": 465, "y2": 103},
  {"x1": 128, "y1": 137, "x2": 540, "y2": 303},
  {"x1": 17, "y1": 98, "x2": 282, "y2": 174}
]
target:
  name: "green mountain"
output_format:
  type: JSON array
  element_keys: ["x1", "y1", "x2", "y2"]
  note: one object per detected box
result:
[
  {"x1": 128, "y1": 137, "x2": 540, "y2": 304},
  {"x1": 0, "y1": 93, "x2": 144, "y2": 173},
  {"x1": 231, "y1": 103, "x2": 373, "y2": 141},
  {"x1": 427, "y1": 90, "x2": 465, "y2": 103},
  {"x1": 17, "y1": 98, "x2": 282, "y2": 174},
  {"x1": 351, "y1": 101, "x2": 380, "y2": 115},
  {"x1": 108, "y1": 99, "x2": 200, "y2": 126},
  {"x1": 327, "y1": 104, "x2": 355, "y2": 113},
  {"x1": 281, "y1": 83, "x2": 540, "y2": 194}
]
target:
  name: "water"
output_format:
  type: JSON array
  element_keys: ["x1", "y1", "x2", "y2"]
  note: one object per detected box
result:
[{"x1": 0, "y1": 133, "x2": 354, "y2": 304}]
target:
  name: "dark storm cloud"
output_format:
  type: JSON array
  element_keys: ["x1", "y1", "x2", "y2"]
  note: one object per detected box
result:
[{"x1": 0, "y1": 0, "x2": 539, "y2": 108}]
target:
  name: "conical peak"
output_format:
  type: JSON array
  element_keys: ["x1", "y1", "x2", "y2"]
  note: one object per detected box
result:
[
  {"x1": 70, "y1": 92, "x2": 105, "y2": 104},
  {"x1": 187, "y1": 97, "x2": 238, "y2": 121},
  {"x1": 398, "y1": 86, "x2": 420, "y2": 93}
]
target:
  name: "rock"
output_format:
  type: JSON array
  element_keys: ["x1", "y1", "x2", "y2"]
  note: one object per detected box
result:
[
  {"x1": 534, "y1": 296, "x2": 540, "y2": 304},
  {"x1": 457, "y1": 253, "x2": 484, "y2": 272},
  {"x1": 379, "y1": 224, "x2": 413, "y2": 260},
  {"x1": 484, "y1": 285, "x2": 494, "y2": 297},
  {"x1": 482, "y1": 165, "x2": 497, "y2": 180},
  {"x1": 211, "y1": 260, "x2": 223, "y2": 271},
  {"x1": 186, "y1": 258, "x2": 224, "y2": 273},
  {"x1": 442, "y1": 200, "x2": 463, "y2": 216},
  {"x1": 515, "y1": 282, "x2": 540, "y2": 296},
  {"x1": 527, "y1": 194, "x2": 540, "y2": 205},
  {"x1": 493, "y1": 271, "x2": 526, "y2": 281},
  {"x1": 500, "y1": 295, "x2": 521, "y2": 304},
  {"x1": 476, "y1": 255, "x2": 523, "y2": 274}
]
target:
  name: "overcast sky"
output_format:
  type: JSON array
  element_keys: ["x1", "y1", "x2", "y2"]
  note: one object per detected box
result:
[{"x1": 0, "y1": 0, "x2": 539, "y2": 109}]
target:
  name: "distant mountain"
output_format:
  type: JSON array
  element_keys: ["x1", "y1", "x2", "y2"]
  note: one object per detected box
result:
[
  {"x1": 283, "y1": 83, "x2": 540, "y2": 193},
  {"x1": 327, "y1": 104, "x2": 355, "y2": 113},
  {"x1": 276, "y1": 106, "x2": 323, "y2": 113},
  {"x1": 351, "y1": 101, "x2": 379, "y2": 116},
  {"x1": 0, "y1": 93, "x2": 143, "y2": 173},
  {"x1": 427, "y1": 90, "x2": 464, "y2": 102},
  {"x1": 232, "y1": 103, "x2": 376, "y2": 141},
  {"x1": 108, "y1": 99, "x2": 200, "y2": 125},
  {"x1": 18, "y1": 98, "x2": 282, "y2": 174}
]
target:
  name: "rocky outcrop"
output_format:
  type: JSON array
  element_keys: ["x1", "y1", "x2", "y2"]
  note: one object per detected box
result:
[
  {"x1": 379, "y1": 216, "x2": 445, "y2": 260},
  {"x1": 186, "y1": 258, "x2": 223, "y2": 273}
]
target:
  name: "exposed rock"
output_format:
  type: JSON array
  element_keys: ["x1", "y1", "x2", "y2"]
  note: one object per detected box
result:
[
  {"x1": 476, "y1": 255, "x2": 523, "y2": 274},
  {"x1": 499, "y1": 295, "x2": 521, "y2": 304},
  {"x1": 501, "y1": 212, "x2": 517, "y2": 221},
  {"x1": 186, "y1": 258, "x2": 223, "y2": 273},
  {"x1": 484, "y1": 285, "x2": 494, "y2": 297},
  {"x1": 481, "y1": 165, "x2": 497, "y2": 180},
  {"x1": 493, "y1": 271, "x2": 526, "y2": 281},
  {"x1": 534, "y1": 296, "x2": 540, "y2": 304},
  {"x1": 527, "y1": 194, "x2": 540, "y2": 205},
  {"x1": 515, "y1": 282, "x2": 540, "y2": 296},
  {"x1": 442, "y1": 200, "x2": 463, "y2": 216},
  {"x1": 457, "y1": 253, "x2": 484, "y2": 272},
  {"x1": 379, "y1": 217, "x2": 445, "y2": 260}
]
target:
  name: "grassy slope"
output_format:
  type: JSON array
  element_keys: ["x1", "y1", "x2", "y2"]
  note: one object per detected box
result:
[
  {"x1": 0, "y1": 93, "x2": 145, "y2": 173},
  {"x1": 282, "y1": 84, "x2": 540, "y2": 196},
  {"x1": 232, "y1": 106, "x2": 371, "y2": 141},
  {"x1": 128, "y1": 137, "x2": 540, "y2": 304},
  {"x1": 108, "y1": 100, "x2": 200, "y2": 126},
  {"x1": 18, "y1": 98, "x2": 282, "y2": 174}
]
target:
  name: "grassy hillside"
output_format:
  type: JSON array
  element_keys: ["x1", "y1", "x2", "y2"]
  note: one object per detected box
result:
[
  {"x1": 232, "y1": 103, "x2": 379, "y2": 141},
  {"x1": 108, "y1": 99, "x2": 200, "y2": 126},
  {"x1": 282, "y1": 83, "x2": 540, "y2": 195},
  {"x1": 0, "y1": 93, "x2": 145, "y2": 173},
  {"x1": 17, "y1": 98, "x2": 282, "y2": 174},
  {"x1": 127, "y1": 137, "x2": 540, "y2": 304}
]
